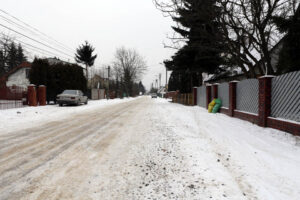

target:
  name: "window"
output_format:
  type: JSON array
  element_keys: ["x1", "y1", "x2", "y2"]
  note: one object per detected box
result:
[{"x1": 25, "y1": 68, "x2": 30, "y2": 79}]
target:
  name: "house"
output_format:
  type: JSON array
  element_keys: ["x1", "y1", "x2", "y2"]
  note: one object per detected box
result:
[
  {"x1": 89, "y1": 74, "x2": 108, "y2": 89},
  {"x1": 46, "y1": 57, "x2": 71, "y2": 65},
  {"x1": 205, "y1": 38, "x2": 286, "y2": 84},
  {"x1": 0, "y1": 62, "x2": 32, "y2": 88}
]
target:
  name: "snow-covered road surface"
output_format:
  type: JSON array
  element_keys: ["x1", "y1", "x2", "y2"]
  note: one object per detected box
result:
[{"x1": 0, "y1": 97, "x2": 299, "y2": 200}]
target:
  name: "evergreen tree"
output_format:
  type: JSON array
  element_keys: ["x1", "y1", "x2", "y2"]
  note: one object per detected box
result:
[
  {"x1": 275, "y1": 7, "x2": 300, "y2": 73},
  {"x1": 16, "y1": 43, "x2": 27, "y2": 66},
  {"x1": 138, "y1": 81, "x2": 146, "y2": 94},
  {"x1": 7, "y1": 42, "x2": 17, "y2": 72},
  {"x1": 75, "y1": 41, "x2": 97, "y2": 81},
  {"x1": 0, "y1": 50, "x2": 5, "y2": 76},
  {"x1": 164, "y1": 0, "x2": 225, "y2": 92}
]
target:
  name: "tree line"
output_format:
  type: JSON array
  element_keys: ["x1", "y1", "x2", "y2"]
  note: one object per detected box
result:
[
  {"x1": 76, "y1": 43, "x2": 147, "y2": 97},
  {"x1": 154, "y1": 0, "x2": 299, "y2": 93},
  {"x1": 0, "y1": 35, "x2": 27, "y2": 76}
]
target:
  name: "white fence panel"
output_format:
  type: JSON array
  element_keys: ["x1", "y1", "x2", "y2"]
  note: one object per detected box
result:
[
  {"x1": 271, "y1": 71, "x2": 300, "y2": 122},
  {"x1": 218, "y1": 83, "x2": 229, "y2": 108},
  {"x1": 236, "y1": 79, "x2": 259, "y2": 114},
  {"x1": 197, "y1": 86, "x2": 206, "y2": 108}
]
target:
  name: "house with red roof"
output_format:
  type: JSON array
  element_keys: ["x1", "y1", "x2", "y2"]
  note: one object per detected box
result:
[{"x1": 0, "y1": 62, "x2": 32, "y2": 88}]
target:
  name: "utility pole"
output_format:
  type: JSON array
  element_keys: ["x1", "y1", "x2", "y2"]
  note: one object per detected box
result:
[
  {"x1": 107, "y1": 65, "x2": 110, "y2": 99},
  {"x1": 166, "y1": 68, "x2": 168, "y2": 88},
  {"x1": 159, "y1": 73, "x2": 162, "y2": 89}
]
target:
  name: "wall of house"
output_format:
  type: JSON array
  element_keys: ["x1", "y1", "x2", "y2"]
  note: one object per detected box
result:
[{"x1": 6, "y1": 68, "x2": 30, "y2": 88}]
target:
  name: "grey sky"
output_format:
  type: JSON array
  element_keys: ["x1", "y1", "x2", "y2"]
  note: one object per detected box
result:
[{"x1": 1, "y1": 0, "x2": 175, "y2": 89}]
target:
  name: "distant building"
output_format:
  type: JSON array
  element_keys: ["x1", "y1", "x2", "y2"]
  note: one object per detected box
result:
[
  {"x1": 0, "y1": 62, "x2": 32, "y2": 88},
  {"x1": 46, "y1": 57, "x2": 72, "y2": 65}
]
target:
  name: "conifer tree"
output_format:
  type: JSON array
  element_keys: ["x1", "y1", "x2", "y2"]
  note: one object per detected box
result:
[
  {"x1": 7, "y1": 42, "x2": 17, "y2": 71},
  {"x1": 275, "y1": 6, "x2": 300, "y2": 73},
  {"x1": 75, "y1": 41, "x2": 97, "y2": 80},
  {"x1": 16, "y1": 43, "x2": 27, "y2": 66},
  {"x1": 164, "y1": 0, "x2": 225, "y2": 92}
]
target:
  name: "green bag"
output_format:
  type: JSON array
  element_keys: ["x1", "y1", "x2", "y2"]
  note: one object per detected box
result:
[{"x1": 212, "y1": 98, "x2": 222, "y2": 113}]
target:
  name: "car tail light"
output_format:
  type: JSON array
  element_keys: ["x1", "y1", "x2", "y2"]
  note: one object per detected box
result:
[{"x1": 71, "y1": 97, "x2": 75, "y2": 100}]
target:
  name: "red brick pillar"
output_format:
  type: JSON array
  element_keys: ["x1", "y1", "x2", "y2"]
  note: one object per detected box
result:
[
  {"x1": 206, "y1": 85, "x2": 212, "y2": 109},
  {"x1": 212, "y1": 84, "x2": 219, "y2": 99},
  {"x1": 193, "y1": 87, "x2": 197, "y2": 106},
  {"x1": 38, "y1": 85, "x2": 47, "y2": 106},
  {"x1": 258, "y1": 76, "x2": 275, "y2": 127},
  {"x1": 27, "y1": 84, "x2": 37, "y2": 106},
  {"x1": 229, "y1": 81, "x2": 238, "y2": 117}
]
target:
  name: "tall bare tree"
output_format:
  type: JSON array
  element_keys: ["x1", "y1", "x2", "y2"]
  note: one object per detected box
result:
[
  {"x1": 112, "y1": 47, "x2": 147, "y2": 96},
  {"x1": 218, "y1": 0, "x2": 298, "y2": 77}
]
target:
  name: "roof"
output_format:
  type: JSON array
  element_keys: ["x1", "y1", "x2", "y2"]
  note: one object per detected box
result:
[{"x1": 0, "y1": 62, "x2": 32, "y2": 87}]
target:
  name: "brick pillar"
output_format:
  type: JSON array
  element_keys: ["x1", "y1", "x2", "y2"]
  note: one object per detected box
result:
[
  {"x1": 27, "y1": 84, "x2": 37, "y2": 106},
  {"x1": 258, "y1": 76, "x2": 275, "y2": 127},
  {"x1": 193, "y1": 87, "x2": 197, "y2": 106},
  {"x1": 212, "y1": 84, "x2": 219, "y2": 99},
  {"x1": 229, "y1": 81, "x2": 238, "y2": 117},
  {"x1": 206, "y1": 85, "x2": 212, "y2": 109},
  {"x1": 38, "y1": 85, "x2": 47, "y2": 106}
]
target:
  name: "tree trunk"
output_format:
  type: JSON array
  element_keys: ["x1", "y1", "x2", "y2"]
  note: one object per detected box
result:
[{"x1": 86, "y1": 64, "x2": 88, "y2": 80}]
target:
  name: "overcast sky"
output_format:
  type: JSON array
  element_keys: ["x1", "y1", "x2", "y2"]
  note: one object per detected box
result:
[{"x1": 1, "y1": 0, "x2": 176, "y2": 90}]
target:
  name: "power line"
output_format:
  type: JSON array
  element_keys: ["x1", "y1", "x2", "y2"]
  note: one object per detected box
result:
[
  {"x1": 0, "y1": 23, "x2": 74, "y2": 59},
  {"x1": 0, "y1": 14, "x2": 75, "y2": 55},
  {"x1": 13, "y1": 38, "x2": 73, "y2": 62},
  {"x1": 0, "y1": 9, "x2": 74, "y2": 53}
]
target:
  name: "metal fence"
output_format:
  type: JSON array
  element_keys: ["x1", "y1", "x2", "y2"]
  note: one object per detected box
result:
[
  {"x1": 197, "y1": 86, "x2": 206, "y2": 108},
  {"x1": 0, "y1": 86, "x2": 27, "y2": 110},
  {"x1": 218, "y1": 83, "x2": 229, "y2": 108},
  {"x1": 271, "y1": 71, "x2": 300, "y2": 122},
  {"x1": 236, "y1": 79, "x2": 259, "y2": 114}
]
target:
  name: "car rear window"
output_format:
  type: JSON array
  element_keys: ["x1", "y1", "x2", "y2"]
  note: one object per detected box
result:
[{"x1": 62, "y1": 90, "x2": 77, "y2": 95}]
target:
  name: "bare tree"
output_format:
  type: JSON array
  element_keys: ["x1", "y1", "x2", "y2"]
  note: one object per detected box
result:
[
  {"x1": 218, "y1": 0, "x2": 298, "y2": 77},
  {"x1": 153, "y1": 0, "x2": 188, "y2": 49},
  {"x1": 112, "y1": 47, "x2": 147, "y2": 96}
]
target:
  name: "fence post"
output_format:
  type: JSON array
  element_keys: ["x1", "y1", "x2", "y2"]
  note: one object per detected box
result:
[
  {"x1": 27, "y1": 84, "x2": 37, "y2": 106},
  {"x1": 212, "y1": 84, "x2": 219, "y2": 99},
  {"x1": 229, "y1": 81, "x2": 238, "y2": 117},
  {"x1": 38, "y1": 85, "x2": 47, "y2": 106},
  {"x1": 258, "y1": 76, "x2": 275, "y2": 127},
  {"x1": 193, "y1": 87, "x2": 197, "y2": 106},
  {"x1": 206, "y1": 85, "x2": 212, "y2": 109}
]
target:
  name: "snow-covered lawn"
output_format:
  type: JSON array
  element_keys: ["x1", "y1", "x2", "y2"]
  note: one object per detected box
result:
[
  {"x1": 0, "y1": 97, "x2": 136, "y2": 134},
  {"x1": 0, "y1": 97, "x2": 299, "y2": 199}
]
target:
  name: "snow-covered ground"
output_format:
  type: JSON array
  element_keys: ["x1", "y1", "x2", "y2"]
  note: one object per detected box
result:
[{"x1": 0, "y1": 97, "x2": 299, "y2": 199}]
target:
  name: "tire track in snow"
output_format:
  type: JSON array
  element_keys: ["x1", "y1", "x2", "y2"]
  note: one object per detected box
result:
[{"x1": 0, "y1": 98, "x2": 143, "y2": 200}]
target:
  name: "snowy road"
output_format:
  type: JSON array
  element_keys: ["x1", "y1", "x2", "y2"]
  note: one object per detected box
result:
[{"x1": 0, "y1": 97, "x2": 299, "y2": 200}]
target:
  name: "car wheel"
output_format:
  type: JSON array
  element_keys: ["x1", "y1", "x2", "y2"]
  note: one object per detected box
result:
[
  {"x1": 59, "y1": 103, "x2": 63, "y2": 107},
  {"x1": 85, "y1": 100, "x2": 88, "y2": 105}
]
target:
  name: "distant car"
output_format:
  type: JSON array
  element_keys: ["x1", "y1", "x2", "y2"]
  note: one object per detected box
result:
[
  {"x1": 57, "y1": 90, "x2": 88, "y2": 106},
  {"x1": 151, "y1": 93, "x2": 157, "y2": 98}
]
